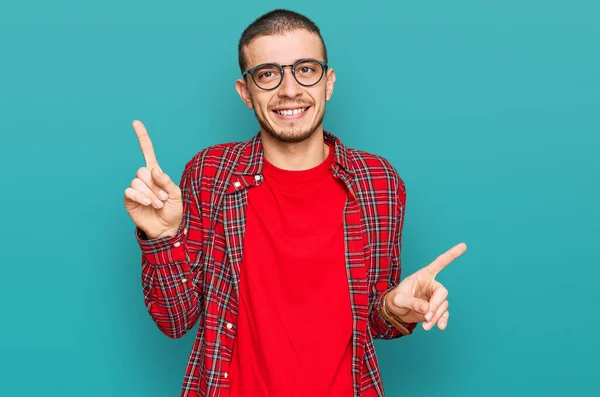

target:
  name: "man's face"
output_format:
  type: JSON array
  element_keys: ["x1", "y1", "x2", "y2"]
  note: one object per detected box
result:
[{"x1": 236, "y1": 29, "x2": 336, "y2": 144}]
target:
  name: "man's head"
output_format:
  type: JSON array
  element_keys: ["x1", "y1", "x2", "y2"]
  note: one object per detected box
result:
[{"x1": 235, "y1": 9, "x2": 336, "y2": 144}]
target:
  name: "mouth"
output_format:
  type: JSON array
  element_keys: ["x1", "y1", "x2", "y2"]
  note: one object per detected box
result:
[{"x1": 272, "y1": 106, "x2": 310, "y2": 120}]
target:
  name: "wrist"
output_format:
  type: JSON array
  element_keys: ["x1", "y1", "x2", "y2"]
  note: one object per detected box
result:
[
  {"x1": 381, "y1": 291, "x2": 411, "y2": 335},
  {"x1": 383, "y1": 291, "x2": 405, "y2": 322},
  {"x1": 146, "y1": 227, "x2": 179, "y2": 240},
  {"x1": 384, "y1": 290, "x2": 394, "y2": 312},
  {"x1": 155, "y1": 229, "x2": 178, "y2": 239}
]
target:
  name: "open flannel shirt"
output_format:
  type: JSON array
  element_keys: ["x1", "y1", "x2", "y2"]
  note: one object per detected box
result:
[{"x1": 135, "y1": 130, "x2": 417, "y2": 397}]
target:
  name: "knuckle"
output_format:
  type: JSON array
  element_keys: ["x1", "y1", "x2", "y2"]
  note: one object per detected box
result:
[
  {"x1": 154, "y1": 174, "x2": 167, "y2": 186},
  {"x1": 438, "y1": 302, "x2": 448, "y2": 314},
  {"x1": 125, "y1": 188, "x2": 142, "y2": 203},
  {"x1": 131, "y1": 178, "x2": 144, "y2": 189},
  {"x1": 137, "y1": 167, "x2": 149, "y2": 179}
]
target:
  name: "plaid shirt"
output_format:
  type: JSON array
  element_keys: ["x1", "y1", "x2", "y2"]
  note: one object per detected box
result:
[{"x1": 135, "y1": 130, "x2": 416, "y2": 397}]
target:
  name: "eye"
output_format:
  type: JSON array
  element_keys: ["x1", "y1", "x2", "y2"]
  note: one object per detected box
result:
[
  {"x1": 254, "y1": 65, "x2": 280, "y2": 81},
  {"x1": 298, "y1": 66, "x2": 314, "y2": 74},
  {"x1": 295, "y1": 61, "x2": 321, "y2": 75}
]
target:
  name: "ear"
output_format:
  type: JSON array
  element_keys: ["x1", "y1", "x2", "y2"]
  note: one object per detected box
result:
[
  {"x1": 236, "y1": 78, "x2": 254, "y2": 109},
  {"x1": 325, "y1": 68, "x2": 336, "y2": 101}
]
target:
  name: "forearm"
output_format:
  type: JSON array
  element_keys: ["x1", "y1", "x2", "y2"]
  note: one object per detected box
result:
[
  {"x1": 138, "y1": 226, "x2": 202, "y2": 339},
  {"x1": 368, "y1": 174, "x2": 416, "y2": 338}
]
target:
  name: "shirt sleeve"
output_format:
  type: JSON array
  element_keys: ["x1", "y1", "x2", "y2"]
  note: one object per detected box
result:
[
  {"x1": 135, "y1": 159, "x2": 204, "y2": 339},
  {"x1": 368, "y1": 176, "x2": 417, "y2": 339}
]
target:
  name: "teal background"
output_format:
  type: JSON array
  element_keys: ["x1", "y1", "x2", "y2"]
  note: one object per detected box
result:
[{"x1": 1, "y1": 0, "x2": 598, "y2": 396}]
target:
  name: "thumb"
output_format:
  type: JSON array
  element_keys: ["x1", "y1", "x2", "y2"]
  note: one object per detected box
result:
[
  {"x1": 402, "y1": 295, "x2": 429, "y2": 315},
  {"x1": 151, "y1": 168, "x2": 180, "y2": 199}
]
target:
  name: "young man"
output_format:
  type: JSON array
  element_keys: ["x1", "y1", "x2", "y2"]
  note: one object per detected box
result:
[{"x1": 124, "y1": 9, "x2": 466, "y2": 397}]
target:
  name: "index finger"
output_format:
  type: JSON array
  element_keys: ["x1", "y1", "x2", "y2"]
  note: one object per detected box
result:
[
  {"x1": 427, "y1": 242, "x2": 467, "y2": 276},
  {"x1": 132, "y1": 120, "x2": 160, "y2": 170}
]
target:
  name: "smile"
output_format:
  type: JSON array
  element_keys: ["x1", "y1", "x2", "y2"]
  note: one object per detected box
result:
[{"x1": 273, "y1": 107, "x2": 309, "y2": 116}]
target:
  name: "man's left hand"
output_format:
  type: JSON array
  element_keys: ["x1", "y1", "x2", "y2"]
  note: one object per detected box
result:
[{"x1": 385, "y1": 242, "x2": 467, "y2": 331}]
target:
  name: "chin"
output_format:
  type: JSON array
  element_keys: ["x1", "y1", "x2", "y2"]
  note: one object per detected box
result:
[
  {"x1": 257, "y1": 111, "x2": 325, "y2": 144},
  {"x1": 256, "y1": 118, "x2": 313, "y2": 144},
  {"x1": 267, "y1": 127, "x2": 316, "y2": 144}
]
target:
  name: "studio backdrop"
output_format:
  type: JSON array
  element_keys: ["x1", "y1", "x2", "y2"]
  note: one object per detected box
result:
[{"x1": 0, "y1": 1, "x2": 598, "y2": 396}]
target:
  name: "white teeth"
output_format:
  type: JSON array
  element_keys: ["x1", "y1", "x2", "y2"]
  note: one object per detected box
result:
[{"x1": 276, "y1": 107, "x2": 306, "y2": 116}]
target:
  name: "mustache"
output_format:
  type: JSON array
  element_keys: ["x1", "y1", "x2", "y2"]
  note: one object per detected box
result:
[{"x1": 270, "y1": 100, "x2": 313, "y2": 109}]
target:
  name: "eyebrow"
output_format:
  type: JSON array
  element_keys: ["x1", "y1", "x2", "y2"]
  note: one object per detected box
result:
[{"x1": 250, "y1": 57, "x2": 323, "y2": 69}]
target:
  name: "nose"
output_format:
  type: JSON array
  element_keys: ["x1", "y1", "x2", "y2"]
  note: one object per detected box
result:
[{"x1": 277, "y1": 67, "x2": 302, "y2": 99}]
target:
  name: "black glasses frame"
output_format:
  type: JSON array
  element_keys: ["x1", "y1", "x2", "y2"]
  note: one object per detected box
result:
[{"x1": 242, "y1": 58, "x2": 328, "y2": 91}]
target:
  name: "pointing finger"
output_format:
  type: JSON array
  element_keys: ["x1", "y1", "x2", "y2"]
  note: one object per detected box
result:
[
  {"x1": 427, "y1": 242, "x2": 467, "y2": 276},
  {"x1": 132, "y1": 120, "x2": 160, "y2": 170}
]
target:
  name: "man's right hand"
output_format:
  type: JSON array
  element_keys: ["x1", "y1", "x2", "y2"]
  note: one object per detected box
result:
[{"x1": 124, "y1": 120, "x2": 183, "y2": 239}]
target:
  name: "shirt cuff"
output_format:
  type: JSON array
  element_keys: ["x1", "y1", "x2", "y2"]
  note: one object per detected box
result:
[{"x1": 135, "y1": 225, "x2": 187, "y2": 267}]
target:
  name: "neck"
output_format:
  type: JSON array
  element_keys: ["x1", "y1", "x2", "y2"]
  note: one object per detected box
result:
[{"x1": 261, "y1": 128, "x2": 329, "y2": 171}]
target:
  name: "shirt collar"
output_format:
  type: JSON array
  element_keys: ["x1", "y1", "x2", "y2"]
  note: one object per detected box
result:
[{"x1": 232, "y1": 130, "x2": 355, "y2": 179}]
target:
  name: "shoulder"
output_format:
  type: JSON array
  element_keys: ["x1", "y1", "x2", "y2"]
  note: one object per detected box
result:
[
  {"x1": 191, "y1": 141, "x2": 244, "y2": 166},
  {"x1": 181, "y1": 141, "x2": 247, "y2": 177},
  {"x1": 345, "y1": 146, "x2": 406, "y2": 196}
]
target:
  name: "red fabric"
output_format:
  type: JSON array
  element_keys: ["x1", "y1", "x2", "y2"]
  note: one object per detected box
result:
[
  {"x1": 228, "y1": 144, "x2": 353, "y2": 397},
  {"x1": 135, "y1": 131, "x2": 417, "y2": 397}
]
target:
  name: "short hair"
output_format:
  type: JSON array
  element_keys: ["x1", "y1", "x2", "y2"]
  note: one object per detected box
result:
[{"x1": 238, "y1": 9, "x2": 328, "y2": 73}]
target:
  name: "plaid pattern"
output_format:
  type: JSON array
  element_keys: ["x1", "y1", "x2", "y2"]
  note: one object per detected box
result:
[{"x1": 135, "y1": 131, "x2": 416, "y2": 397}]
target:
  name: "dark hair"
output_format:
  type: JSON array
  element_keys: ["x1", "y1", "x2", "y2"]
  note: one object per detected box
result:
[{"x1": 238, "y1": 9, "x2": 328, "y2": 73}]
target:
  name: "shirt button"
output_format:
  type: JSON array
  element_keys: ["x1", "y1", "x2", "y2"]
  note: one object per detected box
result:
[
  {"x1": 226, "y1": 323, "x2": 233, "y2": 330},
  {"x1": 174, "y1": 242, "x2": 181, "y2": 248},
  {"x1": 234, "y1": 181, "x2": 241, "y2": 188},
  {"x1": 182, "y1": 278, "x2": 188, "y2": 283},
  {"x1": 254, "y1": 174, "x2": 262, "y2": 182},
  {"x1": 224, "y1": 372, "x2": 228, "y2": 379}
]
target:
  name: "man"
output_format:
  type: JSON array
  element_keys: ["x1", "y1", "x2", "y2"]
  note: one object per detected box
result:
[{"x1": 124, "y1": 9, "x2": 466, "y2": 397}]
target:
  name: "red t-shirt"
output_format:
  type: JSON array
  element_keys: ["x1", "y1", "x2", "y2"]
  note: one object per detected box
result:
[{"x1": 229, "y1": 143, "x2": 353, "y2": 397}]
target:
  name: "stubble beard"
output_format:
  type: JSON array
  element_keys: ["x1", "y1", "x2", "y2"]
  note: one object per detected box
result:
[{"x1": 255, "y1": 108, "x2": 325, "y2": 144}]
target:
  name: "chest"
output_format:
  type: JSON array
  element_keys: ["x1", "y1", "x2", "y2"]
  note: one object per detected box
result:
[{"x1": 193, "y1": 176, "x2": 394, "y2": 301}]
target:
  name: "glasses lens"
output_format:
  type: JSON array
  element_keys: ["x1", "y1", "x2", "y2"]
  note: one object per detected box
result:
[
  {"x1": 252, "y1": 64, "x2": 282, "y2": 90},
  {"x1": 294, "y1": 60, "x2": 324, "y2": 86}
]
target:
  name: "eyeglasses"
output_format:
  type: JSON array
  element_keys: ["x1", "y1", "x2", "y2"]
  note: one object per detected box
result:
[{"x1": 242, "y1": 58, "x2": 328, "y2": 91}]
